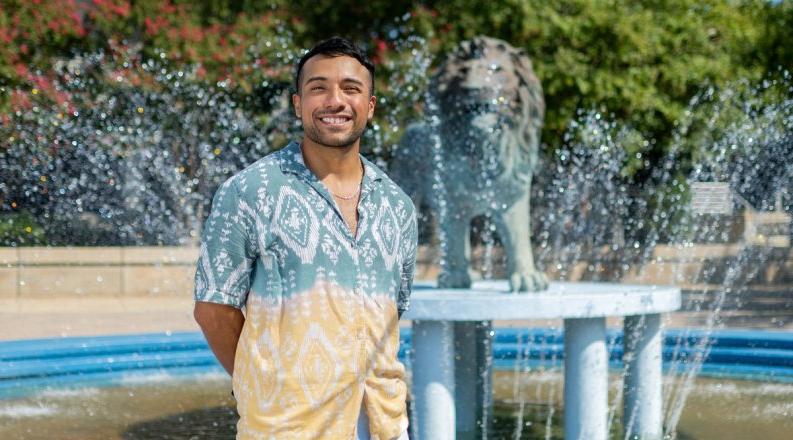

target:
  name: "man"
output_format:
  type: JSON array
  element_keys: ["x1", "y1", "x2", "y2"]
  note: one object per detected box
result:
[{"x1": 193, "y1": 36, "x2": 416, "y2": 440}]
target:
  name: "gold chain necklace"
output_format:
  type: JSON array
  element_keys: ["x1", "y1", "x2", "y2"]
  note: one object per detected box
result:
[
  {"x1": 330, "y1": 162, "x2": 364, "y2": 201},
  {"x1": 331, "y1": 184, "x2": 361, "y2": 200}
]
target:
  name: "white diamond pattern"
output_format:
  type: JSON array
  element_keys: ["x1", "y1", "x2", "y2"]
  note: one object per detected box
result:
[
  {"x1": 252, "y1": 329, "x2": 282, "y2": 412},
  {"x1": 371, "y1": 199, "x2": 401, "y2": 270},
  {"x1": 272, "y1": 186, "x2": 319, "y2": 263},
  {"x1": 295, "y1": 323, "x2": 342, "y2": 407}
]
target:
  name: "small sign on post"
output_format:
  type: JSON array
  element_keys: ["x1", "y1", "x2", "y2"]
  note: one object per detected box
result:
[{"x1": 690, "y1": 182, "x2": 732, "y2": 215}]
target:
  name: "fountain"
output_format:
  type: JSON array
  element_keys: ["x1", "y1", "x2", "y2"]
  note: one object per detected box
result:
[
  {"x1": 392, "y1": 36, "x2": 680, "y2": 440},
  {"x1": 1, "y1": 29, "x2": 792, "y2": 440}
]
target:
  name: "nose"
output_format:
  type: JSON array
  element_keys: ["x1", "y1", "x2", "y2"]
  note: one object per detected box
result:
[{"x1": 323, "y1": 85, "x2": 344, "y2": 109}]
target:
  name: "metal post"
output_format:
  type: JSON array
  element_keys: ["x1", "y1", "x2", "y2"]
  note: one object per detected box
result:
[
  {"x1": 623, "y1": 314, "x2": 663, "y2": 440},
  {"x1": 564, "y1": 317, "x2": 608, "y2": 440},
  {"x1": 412, "y1": 320, "x2": 456, "y2": 440}
]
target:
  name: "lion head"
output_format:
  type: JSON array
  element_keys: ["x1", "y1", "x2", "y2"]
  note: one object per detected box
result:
[{"x1": 430, "y1": 36, "x2": 544, "y2": 186}]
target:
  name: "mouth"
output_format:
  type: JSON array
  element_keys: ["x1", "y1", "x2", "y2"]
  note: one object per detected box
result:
[{"x1": 316, "y1": 114, "x2": 353, "y2": 127}]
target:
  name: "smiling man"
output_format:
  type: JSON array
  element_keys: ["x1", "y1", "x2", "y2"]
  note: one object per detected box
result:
[{"x1": 193, "y1": 37, "x2": 416, "y2": 440}]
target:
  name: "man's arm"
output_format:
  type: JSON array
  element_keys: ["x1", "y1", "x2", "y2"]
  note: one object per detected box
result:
[
  {"x1": 398, "y1": 206, "x2": 418, "y2": 318},
  {"x1": 194, "y1": 301, "x2": 245, "y2": 376}
]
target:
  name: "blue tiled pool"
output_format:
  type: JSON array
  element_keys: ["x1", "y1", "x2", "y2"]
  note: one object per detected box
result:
[{"x1": 2, "y1": 328, "x2": 791, "y2": 399}]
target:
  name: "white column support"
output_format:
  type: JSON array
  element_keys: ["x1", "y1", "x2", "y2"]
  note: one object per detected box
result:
[
  {"x1": 623, "y1": 314, "x2": 663, "y2": 440},
  {"x1": 564, "y1": 317, "x2": 608, "y2": 440},
  {"x1": 412, "y1": 320, "x2": 456, "y2": 440},
  {"x1": 454, "y1": 322, "x2": 479, "y2": 440},
  {"x1": 404, "y1": 282, "x2": 680, "y2": 440}
]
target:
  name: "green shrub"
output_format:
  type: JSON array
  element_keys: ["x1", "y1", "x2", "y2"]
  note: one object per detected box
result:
[{"x1": 0, "y1": 210, "x2": 45, "y2": 246}]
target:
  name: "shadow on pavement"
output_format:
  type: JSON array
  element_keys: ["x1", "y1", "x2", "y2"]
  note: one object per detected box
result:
[{"x1": 122, "y1": 405, "x2": 237, "y2": 440}]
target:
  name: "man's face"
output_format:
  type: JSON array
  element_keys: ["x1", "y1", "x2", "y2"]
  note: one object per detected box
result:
[{"x1": 292, "y1": 55, "x2": 376, "y2": 149}]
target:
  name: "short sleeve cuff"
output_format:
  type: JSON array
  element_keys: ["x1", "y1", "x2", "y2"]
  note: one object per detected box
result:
[{"x1": 194, "y1": 289, "x2": 246, "y2": 309}]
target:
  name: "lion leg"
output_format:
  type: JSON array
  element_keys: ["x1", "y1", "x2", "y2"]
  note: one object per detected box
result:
[
  {"x1": 438, "y1": 213, "x2": 472, "y2": 288},
  {"x1": 496, "y1": 190, "x2": 548, "y2": 292}
]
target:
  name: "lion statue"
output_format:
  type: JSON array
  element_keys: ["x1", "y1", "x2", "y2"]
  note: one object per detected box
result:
[{"x1": 392, "y1": 36, "x2": 548, "y2": 292}]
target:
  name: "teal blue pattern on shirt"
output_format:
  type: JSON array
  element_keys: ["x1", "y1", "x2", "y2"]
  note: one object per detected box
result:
[{"x1": 194, "y1": 140, "x2": 418, "y2": 314}]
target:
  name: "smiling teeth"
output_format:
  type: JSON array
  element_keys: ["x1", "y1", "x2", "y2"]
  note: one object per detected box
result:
[{"x1": 321, "y1": 117, "x2": 348, "y2": 124}]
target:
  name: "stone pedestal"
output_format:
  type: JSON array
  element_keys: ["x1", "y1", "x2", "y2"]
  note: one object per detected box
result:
[{"x1": 403, "y1": 280, "x2": 680, "y2": 440}]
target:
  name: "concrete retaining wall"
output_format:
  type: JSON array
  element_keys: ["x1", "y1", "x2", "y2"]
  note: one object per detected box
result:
[{"x1": 0, "y1": 247, "x2": 198, "y2": 298}]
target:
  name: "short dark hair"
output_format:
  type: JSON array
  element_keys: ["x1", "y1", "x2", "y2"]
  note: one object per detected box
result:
[{"x1": 295, "y1": 36, "x2": 375, "y2": 95}]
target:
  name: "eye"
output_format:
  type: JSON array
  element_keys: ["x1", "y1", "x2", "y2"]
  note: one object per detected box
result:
[
  {"x1": 311, "y1": 85, "x2": 325, "y2": 91},
  {"x1": 345, "y1": 86, "x2": 361, "y2": 92}
]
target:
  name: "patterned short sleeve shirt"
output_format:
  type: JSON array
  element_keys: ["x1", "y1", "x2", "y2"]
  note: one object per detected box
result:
[{"x1": 194, "y1": 141, "x2": 418, "y2": 440}]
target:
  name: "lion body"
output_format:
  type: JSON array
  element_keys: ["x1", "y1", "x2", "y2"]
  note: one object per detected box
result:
[{"x1": 393, "y1": 36, "x2": 547, "y2": 291}]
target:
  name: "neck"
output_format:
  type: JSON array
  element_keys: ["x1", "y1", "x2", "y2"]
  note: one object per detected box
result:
[{"x1": 300, "y1": 138, "x2": 363, "y2": 183}]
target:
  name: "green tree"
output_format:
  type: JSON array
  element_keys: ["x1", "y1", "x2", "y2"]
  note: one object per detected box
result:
[
  {"x1": 262, "y1": 0, "x2": 786, "y2": 177},
  {"x1": 408, "y1": 1, "x2": 774, "y2": 169},
  {"x1": 1, "y1": 0, "x2": 790, "y2": 245}
]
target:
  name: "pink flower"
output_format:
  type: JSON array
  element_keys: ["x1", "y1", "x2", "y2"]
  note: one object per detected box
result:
[{"x1": 14, "y1": 64, "x2": 27, "y2": 77}]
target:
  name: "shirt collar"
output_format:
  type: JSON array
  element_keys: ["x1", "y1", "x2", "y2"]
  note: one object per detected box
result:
[
  {"x1": 278, "y1": 140, "x2": 385, "y2": 189},
  {"x1": 278, "y1": 140, "x2": 385, "y2": 241}
]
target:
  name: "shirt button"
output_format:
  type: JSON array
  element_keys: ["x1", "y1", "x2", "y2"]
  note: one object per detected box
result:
[{"x1": 357, "y1": 330, "x2": 365, "y2": 340}]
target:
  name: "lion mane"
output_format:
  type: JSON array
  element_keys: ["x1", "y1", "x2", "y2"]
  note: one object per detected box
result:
[
  {"x1": 394, "y1": 35, "x2": 545, "y2": 213},
  {"x1": 432, "y1": 36, "x2": 544, "y2": 178}
]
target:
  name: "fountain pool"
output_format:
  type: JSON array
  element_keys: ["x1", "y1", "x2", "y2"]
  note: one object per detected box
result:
[
  {"x1": 1, "y1": 357, "x2": 791, "y2": 440},
  {"x1": 2, "y1": 324, "x2": 792, "y2": 439}
]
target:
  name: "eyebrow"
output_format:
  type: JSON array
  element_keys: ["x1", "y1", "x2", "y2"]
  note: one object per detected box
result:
[
  {"x1": 341, "y1": 78, "x2": 365, "y2": 87},
  {"x1": 304, "y1": 76, "x2": 327, "y2": 86},
  {"x1": 304, "y1": 76, "x2": 366, "y2": 87}
]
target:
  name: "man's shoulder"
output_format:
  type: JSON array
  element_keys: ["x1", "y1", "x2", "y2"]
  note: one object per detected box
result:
[{"x1": 221, "y1": 146, "x2": 291, "y2": 196}]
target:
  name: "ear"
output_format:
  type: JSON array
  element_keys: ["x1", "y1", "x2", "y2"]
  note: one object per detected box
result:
[
  {"x1": 367, "y1": 95, "x2": 376, "y2": 121},
  {"x1": 291, "y1": 93, "x2": 301, "y2": 119}
]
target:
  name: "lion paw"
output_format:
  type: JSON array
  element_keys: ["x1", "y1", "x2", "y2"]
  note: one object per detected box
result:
[
  {"x1": 509, "y1": 270, "x2": 549, "y2": 292},
  {"x1": 438, "y1": 269, "x2": 473, "y2": 289}
]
